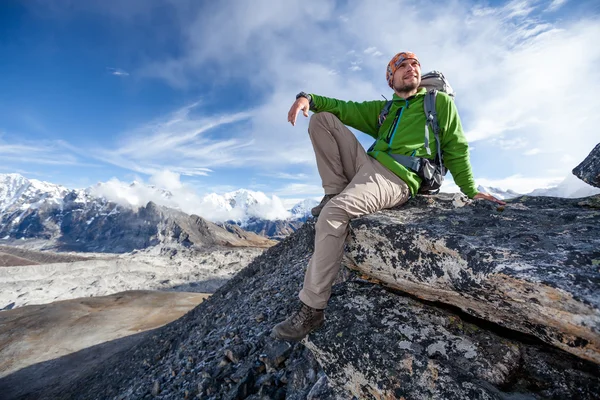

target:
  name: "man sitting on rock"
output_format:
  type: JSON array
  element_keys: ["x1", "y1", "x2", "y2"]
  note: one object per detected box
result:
[{"x1": 272, "y1": 51, "x2": 505, "y2": 342}]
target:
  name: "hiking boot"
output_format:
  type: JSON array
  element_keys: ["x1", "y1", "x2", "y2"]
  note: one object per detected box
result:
[
  {"x1": 271, "y1": 303, "x2": 324, "y2": 342},
  {"x1": 311, "y1": 194, "x2": 338, "y2": 217}
]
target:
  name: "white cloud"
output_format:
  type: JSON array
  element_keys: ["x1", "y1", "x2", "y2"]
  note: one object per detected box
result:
[
  {"x1": 530, "y1": 173, "x2": 600, "y2": 197},
  {"x1": 273, "y1": 182, "x2": 325, "y2": 197},
  {"x1": 89, "y1": 178, "x2": 176, "y2": 209},
  {"x1": 89, "y1": 171, "x2": 295, "y2": 222},
  {"x1": 107, "y1": 67, "x2": 130, "y2": 77},
  {"x1": 523, "y1": 148, "x2": 541, "y2": 156},
  {"x1": 260, "y1": 172, "x2": 311, "y2": 180},
  {"x1": 91, "y1": 104, "x2": 253, "y2": 176},
  {"x1": 364, "y1": 47, "x2": 383, "y2": 57},
  {"x1": 490, "y1": 137, "x2": 529, "y2": 150},
  {"x1": 545, "y1": 0, "x2": 568, "y2": 12},
  {"x1": 149, "y1": 170, "x2": 183, "y2": 192},
  {"x1": 0, "y1": 139, "x2": 93, "y2": 166},
  {"x1": 439, "y1": 180, "x2": 460, "y2": 194}
]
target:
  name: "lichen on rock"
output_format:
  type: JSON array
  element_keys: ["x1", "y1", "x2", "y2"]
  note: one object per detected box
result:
[{"x1": 347, "y1": 193, "x2": 600, "y2": 364}]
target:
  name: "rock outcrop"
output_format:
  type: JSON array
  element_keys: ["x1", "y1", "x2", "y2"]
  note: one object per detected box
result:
[
  {"x1": 573, "y1": 143, "x2": 600, "y2": 188},
  {"x1": 346, "y1": 194, "x2": 600, "y2": 364},
  {"x1": 8, "y1": 192, "x2": 599, "y2": 399},
  {"x1": 307, "y1": 281, "x2": 600, "y2": 399}
]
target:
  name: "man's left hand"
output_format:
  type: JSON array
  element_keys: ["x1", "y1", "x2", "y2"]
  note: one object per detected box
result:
[{"x1": 473, "y1": 192, "x2": 506, "y2": 205}]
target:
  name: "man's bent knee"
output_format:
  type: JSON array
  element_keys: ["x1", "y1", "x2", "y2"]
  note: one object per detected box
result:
[
  {"x1": 315, "y1": 202, "x2": 350, "y2": 236},
  {"x1": 308, "y1": 112, "x2": 340, "y2": 131},
  {"x1": 310, "y1": 111, "x2": 334, "y2": 123}
]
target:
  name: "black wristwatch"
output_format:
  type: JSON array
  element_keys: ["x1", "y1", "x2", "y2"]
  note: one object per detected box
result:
[{"x1": 296, "y1": 91, "x2": 315, "y2": 108}]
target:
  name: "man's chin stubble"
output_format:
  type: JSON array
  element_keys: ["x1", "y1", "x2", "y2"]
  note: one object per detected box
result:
[{"x1": 393, "y1": 82, "x2": 419, "y2": 93}]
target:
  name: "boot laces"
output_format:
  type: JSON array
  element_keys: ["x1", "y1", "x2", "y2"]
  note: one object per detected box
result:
[{"x1": 291, "y1": 305, "x2": 313, "y2": 327}]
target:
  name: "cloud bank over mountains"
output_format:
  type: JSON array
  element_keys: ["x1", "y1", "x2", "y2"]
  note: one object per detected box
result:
[{"x1": 67, "y1": 173, "x2": 299, "y2": 223}]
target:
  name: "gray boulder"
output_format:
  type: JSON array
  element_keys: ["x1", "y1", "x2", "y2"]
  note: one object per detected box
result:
[
  {"x1": 307, "y1": 281, "x2": 600, "y2": 399},
  {"x1": 347, "y1": 194, "x2": 600, "y2": 364},
  {"x1": 573, "y1": 143, "x2": 600, "y2": 188}
]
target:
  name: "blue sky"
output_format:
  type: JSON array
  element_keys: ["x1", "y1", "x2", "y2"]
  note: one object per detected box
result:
[{"x1": 1, "y1": 0, "x2": 599, "y2": 207}]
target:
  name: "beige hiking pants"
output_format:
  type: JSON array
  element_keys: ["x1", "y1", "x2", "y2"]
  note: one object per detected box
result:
[{"x1": 299, "y1": 112, "x2": 411, "y2": 310}]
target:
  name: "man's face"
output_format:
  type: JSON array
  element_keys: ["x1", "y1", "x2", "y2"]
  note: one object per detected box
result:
[{"x1": 392, "y1": 58, "x2": 421, "y2": 93}]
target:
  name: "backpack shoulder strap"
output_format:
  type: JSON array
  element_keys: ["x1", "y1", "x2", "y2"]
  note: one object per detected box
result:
[
  {"x1": 424, "y1": 90, "x2": 444, "y2": 170},
  {"x1": 377, "y1": 100, "x2": 393, "y2": 128}
]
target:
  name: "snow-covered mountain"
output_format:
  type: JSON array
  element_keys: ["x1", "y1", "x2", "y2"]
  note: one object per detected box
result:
[
  {"x1": 477, "y1": 185, "x2": 522, "y2": 200},
  {"x1": 0, "y1": 174, "x2": 272, "y2": 251},
  {"x1": 0, "y1": 174, "x2": 316, "y2": 245},
  {"x1": 478, "y1": 174, "x2": 600, "y2": 200},
  {"x1": 0, "y1": 173, "x2": 70, "y2": 214},
  {"x1": 198, "y1": 189, "x2": 293, "y2": 224},
  {"x1": 203, "y1": 190, "x2": 318, "y2": 239},
  {"x1": 528, "y1": 174, "x2": 600, "y2": 198},
  {"x1": 290, "y1": 198, "x2": 320, "y2": 221},
  {"x1": 81, "y1": 177, "x2": 313, "y2": 228}
]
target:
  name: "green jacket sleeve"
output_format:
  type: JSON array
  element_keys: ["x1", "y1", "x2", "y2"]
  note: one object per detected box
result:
[
  {"x1": 436, "y1": 94, "x2": 479, "y2": 198},
  {"x1": 310, "y1": 94, "x2": 384, "y2": 139}
]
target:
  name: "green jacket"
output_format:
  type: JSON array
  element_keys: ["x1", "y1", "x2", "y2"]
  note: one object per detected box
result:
[{"x1": 309, "y1": 88, "x2": 478, "y2": 198}]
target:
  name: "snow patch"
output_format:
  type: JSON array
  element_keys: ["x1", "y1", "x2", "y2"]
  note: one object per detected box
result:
[{"x1": 528, "y1": 174, "x2": 600, "y2": 198}]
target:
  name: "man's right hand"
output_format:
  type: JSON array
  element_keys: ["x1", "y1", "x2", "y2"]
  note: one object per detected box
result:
[
  {"x1": 287, "y1": 97, "x2": 310, "y2": 126},
  {"x1": 473, "y1": 192, "x2": 506, "y2": 205}
]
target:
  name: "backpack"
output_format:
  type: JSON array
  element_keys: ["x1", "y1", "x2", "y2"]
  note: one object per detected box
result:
[{"x1": 376, "y1": 71, "x2": 454, "y2": 194}]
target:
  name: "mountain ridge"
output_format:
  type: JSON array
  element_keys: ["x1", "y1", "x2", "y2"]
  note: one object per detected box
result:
[
  {"x1": 0, "y1": 174, "x2": 315, "y2": 241},
  {"x1": 0, "y1": 174, "x2": 273, "y2": 252}
]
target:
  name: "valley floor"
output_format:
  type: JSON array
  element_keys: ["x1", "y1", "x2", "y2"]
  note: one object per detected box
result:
[
  {"x1": 0, "y1": 246, "x2": 263, "y2": 310},
  {"x1": 0, "y1": 245, "x2": 265, "y2": 399}
]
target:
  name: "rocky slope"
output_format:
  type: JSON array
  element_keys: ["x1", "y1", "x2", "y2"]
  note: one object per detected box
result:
[{"x1": 7, "y1": 188, "x2": 598, "y2": 399}]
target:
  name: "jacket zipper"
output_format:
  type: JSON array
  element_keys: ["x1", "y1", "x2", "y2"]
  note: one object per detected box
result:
[
  {"x1": 385, "y1": 107, "x2": 401, "y2": 143},
  {"x1": 388, "y1": 99, "x2": 409, "y2": 145}
]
